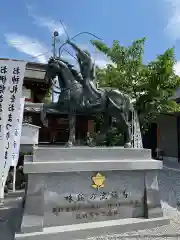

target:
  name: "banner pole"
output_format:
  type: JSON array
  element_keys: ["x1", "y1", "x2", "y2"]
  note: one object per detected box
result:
[{"x1": 12, "y1": 166, "x2": 16, "y2": 192}]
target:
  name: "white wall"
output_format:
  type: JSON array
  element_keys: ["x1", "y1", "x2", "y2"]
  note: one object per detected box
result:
[{"x1": 22, "y1": 86, "x2": 32, "y2": 99}]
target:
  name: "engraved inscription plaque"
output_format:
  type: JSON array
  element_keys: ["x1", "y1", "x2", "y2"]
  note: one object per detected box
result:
[{"x1": 43, "y1": 171, "x2": 144, "y2": 227}]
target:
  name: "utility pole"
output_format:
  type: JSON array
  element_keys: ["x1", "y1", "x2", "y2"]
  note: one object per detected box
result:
[
  {"x1": 52, "y1": 31, "x2": 59, "y2": 58},
  {"x1": 52, "y1": 31, "x2": 59, "y2": 102}
]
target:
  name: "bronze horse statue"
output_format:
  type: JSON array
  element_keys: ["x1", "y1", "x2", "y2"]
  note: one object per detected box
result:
[{"x1": 41, "y1": 55, "x2": 133, "y2": 147}]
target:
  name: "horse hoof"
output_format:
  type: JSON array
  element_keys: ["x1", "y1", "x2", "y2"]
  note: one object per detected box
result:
[
  {"x1": 124, "y1": 143, "x2": 131, "y2": 148},
  {"x1": 42, "y1": 119, "x2": 48, "y2": 128},
  {"x1": 88, "y1": 141, "x2": 96, "y2": 147},
  {"x1": 65, "y1": 142, "x2": 73, "y2": 148}
]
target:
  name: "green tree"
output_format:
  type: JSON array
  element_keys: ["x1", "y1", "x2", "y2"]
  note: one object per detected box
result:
[
  {"x1": 43, "y1": 89, "x2": 52, "y2": 103},
  {"x1": 91, "y1": 38, "x2": 180, "y2": 130}
]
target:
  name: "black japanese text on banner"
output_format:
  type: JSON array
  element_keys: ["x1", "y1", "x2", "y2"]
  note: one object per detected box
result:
[
  {"x1": 11, "y1": 97, "x2": 25, "y2": 167},
  {"x1": 0, "y1": 61, "x2": 12, "y2": 197},
  {"x1": 0, "y1": 60, "x2": 26, "y2": 198}
]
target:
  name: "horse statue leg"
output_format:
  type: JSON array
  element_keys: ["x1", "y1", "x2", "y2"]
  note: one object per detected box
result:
[
  {"x1": 92, "y1": 113, "x2": 112, "y2": 146},
  {"x1": 112, "y1": 109, "x2": 132, "y2": 148},
  {"x1": 121, "y1": 116, "x2": 132, "y2": 148},
  {"x1": 66, "y1": 105, "x2": 76, "y2": 147},
  {"x1": 121, "y1": 103, "x2": 132, "y2": 148},
  {"x1": 102, "y1": 96, "x2": 132, "y2": 148},
  {"x1": 104, "y1": 89, "x2": 133, "y2": 148},
  {"x1": 40, "y1": 102, "x2": 58, "y2": 128}
]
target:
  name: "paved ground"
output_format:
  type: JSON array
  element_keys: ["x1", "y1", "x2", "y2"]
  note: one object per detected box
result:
[{"x1": 0, "y1": 196, "x2": 24, "y2": 240}]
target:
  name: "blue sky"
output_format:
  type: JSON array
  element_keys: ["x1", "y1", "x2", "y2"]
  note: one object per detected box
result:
[{"x1": 1, "y1": 0, "x2": 180, "y2": 73}]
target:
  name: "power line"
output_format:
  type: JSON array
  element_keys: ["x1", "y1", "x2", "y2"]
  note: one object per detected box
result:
[{"x1": 31, "y1": 51, "x2": 51, "y2": 59}]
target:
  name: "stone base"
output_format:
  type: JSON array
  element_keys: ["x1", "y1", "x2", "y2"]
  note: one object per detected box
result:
[
  {"x1": 15, "y1": 217, "x2": 169, "y2": 240},
  {"x1": 19, "y1": 146, "x2": 169, "y2": 238},
  {"x1": 29, "y1": 146, "x2": 153, "y2": 162},
  {"x1": 23, "y1": 146, "x2": 162, "y2": 173}
]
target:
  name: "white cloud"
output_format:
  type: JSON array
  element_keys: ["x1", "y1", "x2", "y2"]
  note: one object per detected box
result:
[
  {"x1": 162, "y1": 1, "x2": 180, "y2": 75},
  {"x1": 95, "y1": 58, "x2": 111, "y2": 68},
  {"x1": 33, "y1": 16, "x2": 65, "y2": 36},
  {"x1": 26, "y1": 4, "x2": 65, "y2": 36},
  {"x1": 5, "y1": 33, "x2": 50, "y2": 63},
  {"x1": 174, "y1": 61, "x2": 180, "y2": 75},
  {"x1": 165, "y1": 0, "x2": 180, "y2": 40},
  {"x1": 92, "y1": 52, "x2": 112, "y2": 68}
]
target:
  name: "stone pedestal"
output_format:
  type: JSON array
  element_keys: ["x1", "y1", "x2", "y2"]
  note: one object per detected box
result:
[
  {"x1": 15, "y1": 146, "x2": 169, "y2": 240},
  {"x1": 20, "y1": 123, "x2": 40, "y2": 145}
]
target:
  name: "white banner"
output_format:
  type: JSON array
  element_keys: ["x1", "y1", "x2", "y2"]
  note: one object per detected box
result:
[
  {"x1": 0, "y1": 61, "x2": 11, "y2": 179},
  {"x1": 11, "y1": 97, "x2": 25, "y2": 166},
  {"x1": 0, "y1": 60, "x2": 26, "y2": 198},
  {"x1": 132, "y1": 110, "x2": 143, "y2": 149}
]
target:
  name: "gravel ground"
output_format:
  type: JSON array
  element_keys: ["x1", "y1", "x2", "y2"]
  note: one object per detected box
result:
[{"x1": 81, "y1": 168, "x2": 180, "y2": 240}]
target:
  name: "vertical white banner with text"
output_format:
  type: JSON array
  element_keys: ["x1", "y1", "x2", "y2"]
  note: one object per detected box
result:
[
  {"x1": 133, "y1": 111, "x2": 143, "y2": 149},
  {"x1": 11, "y1": 97, "x2": 25, "y2": 166},
  {"x1": 0, "y1": 60, "x2": 11, "y2": 185},
  {"x1": 0, "y1": 60, "x2": 26, "y2": 198}
]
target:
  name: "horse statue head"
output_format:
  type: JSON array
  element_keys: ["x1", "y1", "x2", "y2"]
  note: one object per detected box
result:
[{"x1": 44, "y1": 57, "x2": 63, "y2": 84}]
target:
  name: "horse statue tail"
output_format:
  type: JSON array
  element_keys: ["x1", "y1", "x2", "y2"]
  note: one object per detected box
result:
[{"x1": 130, "y1": 100, "x2": 143, "y2": 149}]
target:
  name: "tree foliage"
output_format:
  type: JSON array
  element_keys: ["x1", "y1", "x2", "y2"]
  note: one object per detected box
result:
[
  {"x1": 91, "y1": 38, "x2": 180, "y2": 129},
  {"x1": 43, "y1": 90, "x2": 52, "y2": 103}
]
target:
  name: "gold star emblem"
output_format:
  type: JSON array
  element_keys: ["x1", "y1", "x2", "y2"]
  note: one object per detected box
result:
[{"x1": 91, "y1": 173, "x2": 105, "y2": 189}]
